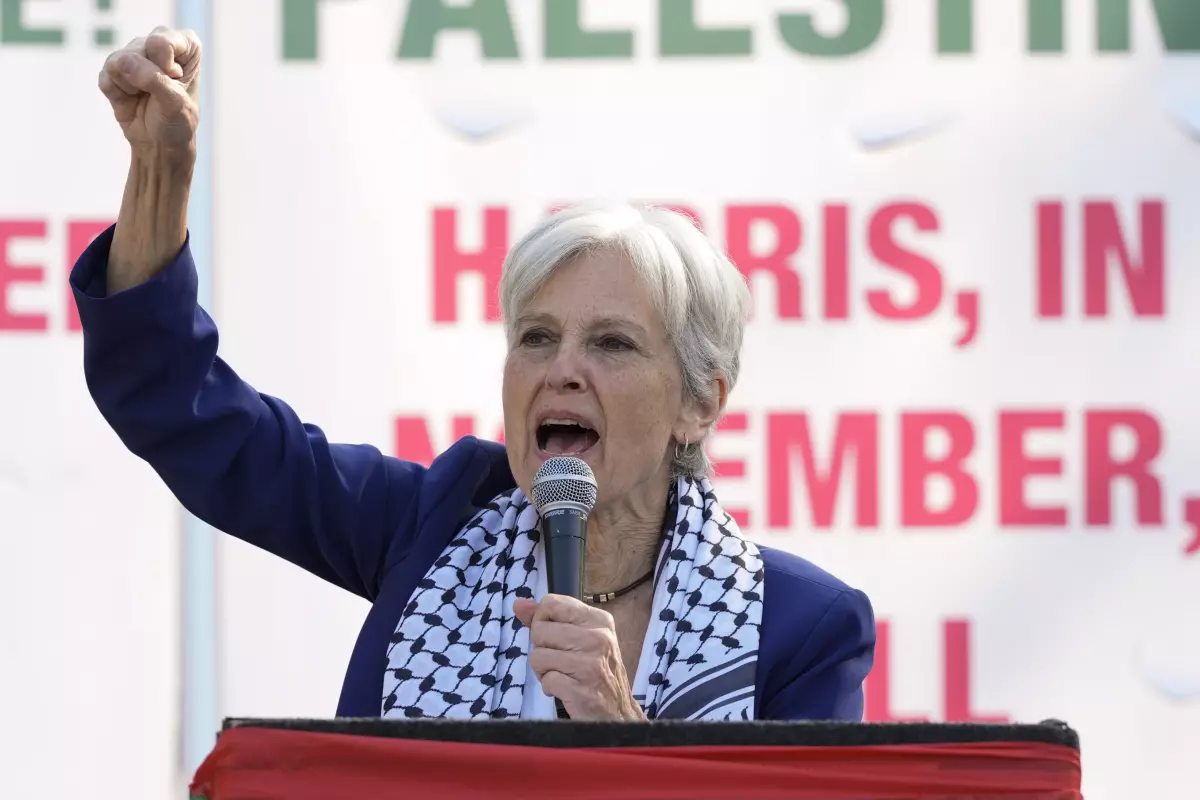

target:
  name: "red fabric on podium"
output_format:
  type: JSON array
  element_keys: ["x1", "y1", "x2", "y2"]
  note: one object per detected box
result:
[{"x1": 191, "y1": 727, "x2": 1082, "y2": 799}]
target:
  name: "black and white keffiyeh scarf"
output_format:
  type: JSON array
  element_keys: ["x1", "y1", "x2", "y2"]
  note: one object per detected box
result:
[{"x1": 380, "y1": 476, "x2": 765, "y2": 721}]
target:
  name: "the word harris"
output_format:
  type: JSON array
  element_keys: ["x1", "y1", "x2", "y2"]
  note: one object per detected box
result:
[
  {"x1": 280, "y1": 0, "x2": 1200, "y2": 61},
  {"x1": 432, "y1": 201, "x2": 1166, "y2": 327},
  {"x1": 397, "y1": 407, "x2": 1200, "y2": 554}
]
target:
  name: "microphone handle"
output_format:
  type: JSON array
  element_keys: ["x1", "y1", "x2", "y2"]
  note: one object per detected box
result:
[
  {"x1": 541, "y1": 506, "x2": 588, "y2": 720},
  {"x1": 543, "y1": 506, "x2": 587, "y2": 599}
]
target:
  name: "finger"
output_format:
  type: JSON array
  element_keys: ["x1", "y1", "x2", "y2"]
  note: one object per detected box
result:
[
  {"x1": 512, "y1": 598, "x2": 538, "y2": 628},
  {"x1": 115, "y1": 52, "x2": 188, "y2": 111},
  {"x1": 145, "y1": 26, "x2": 201, "y2": 79},
  {"x1": 529, "y1": 620, "x2": 596, "y2": 652},
  {"x1": 98, "y1": 68, "x2": 134, "y2": 105},
  {"x1": 536, "y1": 594, "x2": 610, "y2": 628},
  {"x1": 101, "y1": 46, "x2": 142, "y2": 97},
  {"x1": 538, "y1": 669, "x2": 577, "y2": 700},
  {"x1": 529, "y1": 647, "x2": 590, "y2": 682},
  {"x1": 145, "y1": 27, "x2": 184, "y2": 78},
  {"x1": 106, "y1": 69, "x2": 140, "y2": 98}
]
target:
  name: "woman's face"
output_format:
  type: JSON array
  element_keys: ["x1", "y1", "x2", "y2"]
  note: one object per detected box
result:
[{"x1": 503, "y1": 250, "x2": 706, "y2": 511}]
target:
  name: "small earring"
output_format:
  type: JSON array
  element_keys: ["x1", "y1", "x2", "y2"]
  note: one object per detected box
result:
[{"x1": 674, "y1": 436, "x2": 690, "y2": 461}]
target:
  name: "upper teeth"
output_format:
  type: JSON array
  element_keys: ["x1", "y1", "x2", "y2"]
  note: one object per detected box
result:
[{"x1": 545, "y1": 419, "x2": 586, "y2": 428}]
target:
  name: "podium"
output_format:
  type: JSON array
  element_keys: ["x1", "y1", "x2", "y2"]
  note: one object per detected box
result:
[{"x1": 190, "y1": 717, "x2": 1081, "y2": 799}]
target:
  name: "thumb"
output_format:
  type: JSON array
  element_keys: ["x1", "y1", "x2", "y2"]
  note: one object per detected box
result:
[
  {"x1": 513, "y1": 598, "x2": 538, "y2": 628},
  {"x1": 119, "y1": 52, "x2": 187, "y2": 112}
]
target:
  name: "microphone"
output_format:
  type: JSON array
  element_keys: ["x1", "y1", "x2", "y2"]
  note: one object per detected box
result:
[
  {"x1": 531, "y1": 455, "x2": 598, "y2": 600},
  {"x1": 531, "y1": 456, "x2": 598, "y2": 720}
]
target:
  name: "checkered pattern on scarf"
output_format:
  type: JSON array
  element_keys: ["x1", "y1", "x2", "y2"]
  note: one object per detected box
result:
[{"x1": 381, "y1": 477, "x2": 763, "y2": 720}]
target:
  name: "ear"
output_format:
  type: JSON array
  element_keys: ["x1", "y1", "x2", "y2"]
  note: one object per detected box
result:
[{"x1": 677, "y1": 374, "x2": 728, "y2": 444}]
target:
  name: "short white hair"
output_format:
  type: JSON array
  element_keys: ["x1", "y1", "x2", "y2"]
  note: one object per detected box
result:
[{"x1": 498, "y1": 200, "x2": 751, "y2": 478}]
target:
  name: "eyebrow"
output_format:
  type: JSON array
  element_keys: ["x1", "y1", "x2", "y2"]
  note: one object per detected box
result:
[{"x1": 514, "y1": 311, "x2": 648, "y2": 338}]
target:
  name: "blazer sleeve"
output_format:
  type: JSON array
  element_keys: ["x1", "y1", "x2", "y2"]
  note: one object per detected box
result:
[
  {"x1": 70, "y1": 225, "x2": 420, "y2": 602},
  {"x1": 760, "y1": 587, "x2": 876, "y2": 721}
]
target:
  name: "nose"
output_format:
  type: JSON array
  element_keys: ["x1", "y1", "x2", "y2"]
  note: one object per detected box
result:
[{"x1": 545, "y1": 341, "x2": 588, "y2": 393}]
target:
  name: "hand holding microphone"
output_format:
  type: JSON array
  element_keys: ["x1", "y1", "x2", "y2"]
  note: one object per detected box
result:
[
  {"x1": 512, "y1": 594, "x2": 645, "y2": 722},
  {"x1": 512, "y1": 457, "x2": 647, "y2": 722}
]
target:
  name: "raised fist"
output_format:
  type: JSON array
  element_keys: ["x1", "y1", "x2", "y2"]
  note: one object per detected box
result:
[{"x1": 98, "y1": 26, "x2": 201, "y2": 161}]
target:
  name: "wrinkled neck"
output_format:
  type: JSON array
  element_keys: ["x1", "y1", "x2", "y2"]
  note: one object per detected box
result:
[{"x1": 583, "y1": 476, "x2": 675, "y2": 593}]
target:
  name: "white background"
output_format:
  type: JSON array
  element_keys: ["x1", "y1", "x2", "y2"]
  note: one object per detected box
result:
[{"x1": 0, "y1": 2, "x2": 183, "y2": 798}]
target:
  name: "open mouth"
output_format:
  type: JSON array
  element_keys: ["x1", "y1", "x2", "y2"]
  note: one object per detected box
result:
[{"x1": 537, "y1": 419, "x2": 600, "y2": 456}]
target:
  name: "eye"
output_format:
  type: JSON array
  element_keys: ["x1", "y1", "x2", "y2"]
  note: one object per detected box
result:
[
  {"x1": 597, "y1": 335, "x2": 634, "y2": 352},
  {"x1": 520, "y1": 328, "x2": 553, "y2": 347}
]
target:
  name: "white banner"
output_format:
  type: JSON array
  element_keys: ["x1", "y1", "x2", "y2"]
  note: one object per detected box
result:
[
  {"x1": 5, "y1": 1, "x2": 1194, "y2": 798},
  {"x1": 0, "y1": 1, "x2": 182, "y2": 798}
]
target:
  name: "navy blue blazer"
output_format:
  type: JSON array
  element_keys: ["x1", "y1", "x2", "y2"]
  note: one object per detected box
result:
[{"x1": 70, "y1": 226, "x2": 876, "y2": 721}]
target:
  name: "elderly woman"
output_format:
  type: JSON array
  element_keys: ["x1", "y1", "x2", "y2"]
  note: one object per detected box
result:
[{"x1": 78, "y1": 28, "x2": 874, "y2": 722}]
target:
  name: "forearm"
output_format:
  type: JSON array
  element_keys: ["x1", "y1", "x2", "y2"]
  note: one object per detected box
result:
[{"x1": 108, "y1": 149, "x2": 194, "y2": 294}]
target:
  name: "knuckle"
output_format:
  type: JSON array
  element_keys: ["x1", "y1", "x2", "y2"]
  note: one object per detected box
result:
[
  {"x1": 538, "y1": 596, "x2": 565, "y2": 619},
  {"x1": 530, "y1": 626, "x2": 551, "y2": 648},
  {"x1": 583, "y1": 660, "x2": 604, "y2": 682},
  {"x1": 583, "y1": 627, "x2": 615, "y2": 653},
  {"x1": 546, "y1": 672, "x2": 569, "y2": 695}
]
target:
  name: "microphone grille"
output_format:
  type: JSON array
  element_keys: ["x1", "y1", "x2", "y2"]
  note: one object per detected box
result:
[{"x1": 531, "y1": 456, "x2": 598, "y2": 512}]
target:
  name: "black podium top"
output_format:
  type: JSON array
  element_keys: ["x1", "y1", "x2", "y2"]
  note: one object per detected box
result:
[{"x1": 222, "y1": 716, "x2": 1079, "y2": 751}]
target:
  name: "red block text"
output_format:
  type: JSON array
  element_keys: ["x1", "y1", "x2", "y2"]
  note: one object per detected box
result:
[{"x1": 0, "y1": 217, "x2": 112, "y2": 333}]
